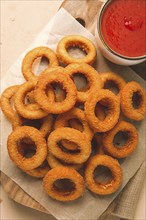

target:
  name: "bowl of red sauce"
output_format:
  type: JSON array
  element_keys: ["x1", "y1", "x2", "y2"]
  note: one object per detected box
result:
[{"x1": 95, "y1": 0, "x2": 146, "y2": 65}]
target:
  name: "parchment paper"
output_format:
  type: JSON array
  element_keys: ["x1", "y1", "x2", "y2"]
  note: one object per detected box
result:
[{"x1": 1, "y1": 9, "x2": 146, "y2": 220}]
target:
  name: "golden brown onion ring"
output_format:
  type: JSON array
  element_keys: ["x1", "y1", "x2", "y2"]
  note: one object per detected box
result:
[
  {"x1": 25, "y1": 163, "x2": 50, "y2": 178},
  {"x1": 60, "y1": 117, "x2": 84, "y2": 150},
  {"x1": 34, "y1": 67, "x2": 77, "y2": 114},
  {"x1": 7, "y1": 126, "x2": 47, "y2": 170},
  {"x1": 101, "y1": 72, "x2": 126, "y2": 96},
  {"x1": 20, "y1": 114, "x2": 54, "y2": 138},
  {"x1": 57, "y1": 105, "x2": 103, "y2": 151},
  {"x1": 56, "y1": 35, "x2": 96, "y2": 65},
  {"x1": 85, "y1": 89, "x2": 120, "y2": 132},
  {"x1": 14, "y1": 80, "x2": 52, "y2": 119},
  {"x1": 65, "y1": 63, "x2": 102, "y2": 103},
  {"x1": 43, "y1": 166, "x2": 85, "y2": 201},
  {"x1": 103, "y1": 121, "x2": 138, "y2": 158},
  {"x1": 85, "y1": 155, "x2": 122, "y2": 195},
  {"x1": 47, "y1": 154, "x2": 82, "y2": 171},
  {"x1": 18, "y1": 144, "x2": 50, "y2": 178},
  {"x1": 54, "y1": 107, "x2": 93, "y2": 151},
  {"x1": 22, "y1": 46, "x2": 59, "y2": 81},
  {"x1": 48, "y1": 127, "x2": 91, "y2": 164},
  {"x1": 55, "y1": 108, "x2": 93, "y2": 141},
  {"x1": 0, "y1": 85, "x2": 22, "y2": 129},
  {"x1": 120, "y1": 81, "x2": 146, "y2": 121}
]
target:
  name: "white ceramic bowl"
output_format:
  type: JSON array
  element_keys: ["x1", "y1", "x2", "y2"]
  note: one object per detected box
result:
[{"x1": 95, "y1": 0, "x2": 146, "y2": 66}]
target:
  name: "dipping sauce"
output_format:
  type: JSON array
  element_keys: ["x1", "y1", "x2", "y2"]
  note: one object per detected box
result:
[{"x1": 100, "y1": 0, "x2": 146, "y2": 58}]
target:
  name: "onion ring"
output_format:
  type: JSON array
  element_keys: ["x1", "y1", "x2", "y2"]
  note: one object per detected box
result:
[
  {"x1": 101, "y1": 72, "x2": 126, "y2": 96},
  {"x1": 55, "y1": 108, "x2": 93, "y2": 141},
  {"x1": 25, "y1": 163, "x2": 50, "y2": 178},
  {"x1": 65, "y1": 63, "x2": 102, "y2": 102},
  {"x1": 103, "y1": 121, "x2": 138, "y2": 158},
  {"x1": 61, "y1": 117, "x2": 85, "y2": 150},
  {"x1": 34, "y1": 67, "x2": 77, "y2": 114},
  {"x1": 55, "y1": 107, "x2": 93, "y2": 151},
  {"x1": 56, "y1": 35, "x2": 96, "y2": 65},
  {"x1": 14, "y1": 80, "x2": 52, "y2": 119},
  {"x1": 85, "y1": 155, "x2": 122, "y2": 195},
  {"x1": 56, "y1": 105, "x2": 103, "y2": 151},
  {"x1": 94, "y1": 103, "x2": 125, "y2": 123},
  {"x1": 47, "y1": 154, "x2": 82, "y2": 171},
  {"x1": 48, "y1": 127, "x2": 91, "y2": 164},
  {"x1": 7, "y1": 126, "x2": 47, "y2": 170},
  {"x1": 120, "y1": 81, "x2": 146, "y2": 121},
  {"x1": 18, "y1": 144, "x2": 50, "y2": 178},
  {"x1": 43, "y1": 166, "x2": 85, "y2": 201},
  {"x1": 0, "y1": 85, "x2": 22, "y2": 129},
  {"x1": 85, "y1": 89, "x2": 120, "y2": 132},
  {"x1": 22, "y1": 46, "x2": 59, "y2": 81},
  {"x1": 19, "y1": 114, "x2": 54, "y2": 138}
]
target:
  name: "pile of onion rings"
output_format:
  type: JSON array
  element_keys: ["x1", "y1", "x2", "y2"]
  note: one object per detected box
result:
[{"x1": 0, "y1": 35, "x2": 145, "y2": 202}]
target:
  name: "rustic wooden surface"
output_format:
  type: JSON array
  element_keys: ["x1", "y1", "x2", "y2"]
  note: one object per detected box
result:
[
  {"x1": 1, "y1": 0, "x2": 145, "y2": 217},
  {"x1": 0, "y1": 171, "x2": 49, "y2": 214}
]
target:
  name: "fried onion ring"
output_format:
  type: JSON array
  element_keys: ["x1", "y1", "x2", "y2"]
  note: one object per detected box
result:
[
  {"x1": 18, "y1": 144, "x2": 50, "y2": 178},
  {"x1": 120, "y1": 81, "x2": 146, "y2": 121},
  {"x1": 103, "y1": 121, "x2": 138, "y2": 158},
  {"x1": 22, "y1": 46, "x2": 59, "y2": 81},
  {"x1": 43, "y1": 166, "x2": 85, "y2": 201},
  {"x1": 48, "y1": 127, "x2": 91, "y2": 164},
  {"x1": 65, "y1": 63, "x2": 102, "y2": 102},
  {"x1": 0, "y1": 85, "x2": 22, "y2": 129},
  {"x1": 56, "y1": 35, "x2": 96, "y2": 65},
  {"x1": 85, "y1": 89, "x2": 120, "y2": 132},
  {"x1": 7, "y1": 126, "x2": 47, "y2": 170},
  {"x1": 34, "y1": 67, "x2": 77, "y2": 114},
  {"x1": 14, "y1": 80, "x2": 52, "y2": 119},
  {"x1": 25, "y1": 163, "x2": 50, "y2": 178},
  {"x1": 19, "y1": 114, "x2": 54, "y2": 138},
  {"x1": 60, "y1": 117, "x2": 85, "y2": 150},
  {"x1": 101, "y1": 72, "x2": 126, "y2": 96},
  {"x1": 47, "y1": 154, "x2": 82, "y2": 171},
  {"x1": 55, "y1": 108, "x2": 93, "y2": 141},
  {"x1": 54, "y1": 107, "x2": 93, "y2": 151},
  {"x1": 85, "y1": 155, "x2": 122, "y2": 195}
]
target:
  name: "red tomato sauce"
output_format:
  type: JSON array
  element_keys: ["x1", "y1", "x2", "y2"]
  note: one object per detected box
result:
[{"x1": 100, "y1": 0, "x2": 146, "y2": 57}]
